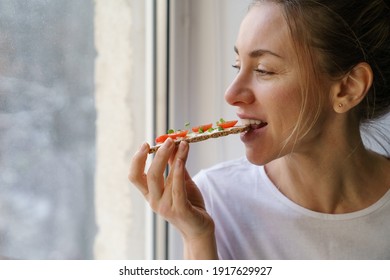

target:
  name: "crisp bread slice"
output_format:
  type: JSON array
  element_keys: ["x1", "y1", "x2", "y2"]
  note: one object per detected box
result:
[{"x1": 148, "y1": 125, "x2": 249, "y2": 154}]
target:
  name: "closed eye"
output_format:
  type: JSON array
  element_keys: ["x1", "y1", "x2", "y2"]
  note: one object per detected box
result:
[
  {"x1": 232, "y1": 64, "x2": 240, "y2": 73},
  {"x1": 232, "y1": 65, "x2": 275, "y2": 76},
  {"x1": 255, "y1": 69, "x2": 274, "y2": 75}
]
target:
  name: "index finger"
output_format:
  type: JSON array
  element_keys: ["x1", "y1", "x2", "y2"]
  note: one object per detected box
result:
[
  {"x1": 128, "y1": 142, "x2": 150, "y2": 196},
  {"x1": 146, "y1": 138, "x2": 176, "y2": 199}
]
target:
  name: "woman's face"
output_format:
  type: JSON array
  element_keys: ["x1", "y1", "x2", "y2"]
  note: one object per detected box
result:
[{"x1": 225, "y1": 3, "x2": 330, "y2": 165}]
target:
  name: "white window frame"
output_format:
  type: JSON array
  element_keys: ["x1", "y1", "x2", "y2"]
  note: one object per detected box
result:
[{"x1": 146, "y1": 0, "x2": 251, "y2": 259}]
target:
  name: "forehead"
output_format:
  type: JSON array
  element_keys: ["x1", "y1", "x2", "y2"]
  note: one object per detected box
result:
[{"x1": 235, "y1": 3, "x2": 292, "y2": 57}]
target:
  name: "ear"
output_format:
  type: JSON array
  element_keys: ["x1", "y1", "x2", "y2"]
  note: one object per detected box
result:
[{"x1": 330, "y1": 62, "x2": 373, "y2": 113}]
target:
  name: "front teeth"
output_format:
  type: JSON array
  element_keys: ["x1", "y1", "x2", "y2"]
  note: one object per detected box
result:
[{"x1": 241, "y1": 119, "x2": 264, "y2": 126}]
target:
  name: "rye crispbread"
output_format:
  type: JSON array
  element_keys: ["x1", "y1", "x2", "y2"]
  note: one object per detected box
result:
[{"x1": 148, "y1": 125, "x2": 249, "y2": 154}]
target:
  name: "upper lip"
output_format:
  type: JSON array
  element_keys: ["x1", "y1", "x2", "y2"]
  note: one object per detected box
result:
[{"x1": 237, "y1": 113, "x2": 267, "y2": 126}]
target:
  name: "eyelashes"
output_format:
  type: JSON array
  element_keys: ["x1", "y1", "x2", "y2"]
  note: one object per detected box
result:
[
  {"x1": 232, "y1": 64, "x2": 240, "y2": 72},
  {"x1": 255, "y1": 69, "x2": 271, "y2": 75},
  {"x1": 231, "y1": 64, "x2": 274, "y2": 76}
]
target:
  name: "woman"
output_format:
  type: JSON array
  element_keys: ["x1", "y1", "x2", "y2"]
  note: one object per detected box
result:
[{"x1": 129, "y1": 0, "x2": 390, "y2": 259}]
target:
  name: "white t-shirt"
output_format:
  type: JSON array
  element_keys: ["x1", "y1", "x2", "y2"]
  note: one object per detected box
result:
[{"x1": 194, "y1": 157, "x2": 390, "y2": 259}]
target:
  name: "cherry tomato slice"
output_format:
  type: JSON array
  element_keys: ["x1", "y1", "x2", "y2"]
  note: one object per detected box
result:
[
  {"x1": 217, "y1": 120, "x2": 238, "y2": 129},
  {"x1": 155, "y1": 134, "x2": 169, "y2": 144},
  {"x1": 170, "y1": 130, "x2": 188, "y2": 139},
  {"x1": 155, "y1": 130, "x2": 189, "y2": 144},
  {"x1": 192, "y1": 123, "x2": 213, "y2": 133}
]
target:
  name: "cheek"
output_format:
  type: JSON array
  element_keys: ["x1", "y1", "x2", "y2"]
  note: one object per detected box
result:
[
  {"x1": 277, "y1": 85, "x2": 331, "y2": 144},
  {"x1": 269, "y1": 86, "x2": 303, "y2": 124},
  {"x1": 265, "y1": 86, "x2": 308, "y2": 149}
]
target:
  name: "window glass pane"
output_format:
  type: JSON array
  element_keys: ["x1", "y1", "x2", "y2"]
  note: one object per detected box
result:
[{"x1": 0, "y1": 0, "x2": 95, "y2": 259}]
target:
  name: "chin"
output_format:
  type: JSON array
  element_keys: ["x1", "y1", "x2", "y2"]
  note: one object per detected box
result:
[{"x1": 245, "y1": 149, "x2": 273, "y2": 166}]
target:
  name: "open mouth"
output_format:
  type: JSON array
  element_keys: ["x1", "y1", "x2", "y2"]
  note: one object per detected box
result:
[{"x1": 241, "y1": 119, "x2": 268, "y2": 131}]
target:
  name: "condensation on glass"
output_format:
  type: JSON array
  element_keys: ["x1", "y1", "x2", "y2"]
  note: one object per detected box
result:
[{"x1": 0, "y1": 0, "x2": 96, "y2": 259}]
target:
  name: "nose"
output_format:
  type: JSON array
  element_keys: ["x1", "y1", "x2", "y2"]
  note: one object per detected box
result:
[{"x1": 224, "y1": 72, "x2": 255, "y2": 107}]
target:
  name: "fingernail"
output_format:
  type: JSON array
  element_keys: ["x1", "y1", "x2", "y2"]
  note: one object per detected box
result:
[
  {"x1": 164, "y1": 137, "x2": 174, "y2": 148},
  {"x1": 178, "y1": 141, "x2": 188, "y2": 153},
  {"x1": 138, "y1": 142, "x2": 148, "y2": 152}
]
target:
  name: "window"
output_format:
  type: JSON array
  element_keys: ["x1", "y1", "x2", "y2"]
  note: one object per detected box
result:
[
  {"x1": 0, "y1": 0, "x2": 95, "y2": 259},
  {"x1": 154, "y1": 0, "x2": 251, "y2": 259}
]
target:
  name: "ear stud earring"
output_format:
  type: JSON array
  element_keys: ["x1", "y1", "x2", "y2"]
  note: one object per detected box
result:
[{"x1": 338, "y1": 103, "x2": 343, "y2": 108}]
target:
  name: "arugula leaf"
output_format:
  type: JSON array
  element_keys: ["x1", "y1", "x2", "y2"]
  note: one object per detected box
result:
[{"x1": 217, "y1": 118, "x2": 226, "y2": 125}]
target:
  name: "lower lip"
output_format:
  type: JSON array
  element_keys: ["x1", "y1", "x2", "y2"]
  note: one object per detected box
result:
[{"x1": 240, "y1": 123, "x2": 268, "y2": 144}]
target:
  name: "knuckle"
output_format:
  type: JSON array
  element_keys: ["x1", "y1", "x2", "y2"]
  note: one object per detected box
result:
[
  {"x1": 128, "y1": 172, "x2": 146, "y2": 187},
  {"x1": 148, "y1": 198, "x2": 159, "y2": 212},
  {"x1": 146, "y1": 172, "x2": 161, "y2": 183},
  {"x1": 128, "y1": 172, "x2": 137, "y2": 183},
  {"x1": 172, "y1": 184, "x2": 183, "y2": 198},
  {"x1": 158, "y1": 205, "x2": 170, "y2": 216},
  {"x1": 157, "y1": 203, "x2": 172, "y2": 217}
]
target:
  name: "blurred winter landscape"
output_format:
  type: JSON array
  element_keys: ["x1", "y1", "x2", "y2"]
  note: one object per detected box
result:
[{"x1": 0, "y1": 0, "x2": 96, "y2": 259}]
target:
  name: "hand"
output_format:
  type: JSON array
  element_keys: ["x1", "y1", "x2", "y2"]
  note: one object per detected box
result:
[{"x1": 128, "y1": 138, "x2": 215, "y2": 243}]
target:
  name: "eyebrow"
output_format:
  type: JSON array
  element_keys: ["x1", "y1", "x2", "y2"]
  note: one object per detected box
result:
[{"x1": 234, "y1": 45, "x2": 282, "y2": 59}]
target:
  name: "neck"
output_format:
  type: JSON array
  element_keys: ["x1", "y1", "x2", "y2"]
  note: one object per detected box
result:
[{"x1": 265, "y1": 120, "x2": 390, "y2": 214}]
